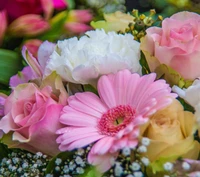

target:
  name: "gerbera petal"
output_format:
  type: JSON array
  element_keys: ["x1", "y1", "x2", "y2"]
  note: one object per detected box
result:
[
  {"x1": 56, "y1": 127, "x2": 98, "y2": 143},
  {"x1": 98, "y1": 74, "x2": 116, "y2": 108},
  {"x1": 113, "y1": 70, "x2": 132, "y2": 105},
  {"x1": 68, "y1": 95, "x2": 103, "y2": 117},
  {"x1": 75, "y1": 92, "x2": 108, "y2": 112},
  {"x1": 92, "y1": 137, "x2": 115, "y2": 155},
  {"x1": 129, "y1": 73, "x2": 156, "y2": 108},
  {"x1": 126, "y1": 73, "x2": 140, "y2": 105},
  {"x1": 60, "y1": 106, "x2": 98, "y2": 126},
  {"x1": 88, "y1": 149, "x2": 118, "y2": 172},
  {"x1": 64, "y1": 134, "x2": 105, "y2": 151}
]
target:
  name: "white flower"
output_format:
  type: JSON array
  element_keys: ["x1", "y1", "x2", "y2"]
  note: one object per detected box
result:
[
  {"x1": 163, "y1": 162, "x2": 173, "y2": 171},
  {"x1": 44, "y1": 29, "x2": 141, "y2": 85},
  {"x1": 172, "y1": 80, "x2": 200, "y2": 121}
]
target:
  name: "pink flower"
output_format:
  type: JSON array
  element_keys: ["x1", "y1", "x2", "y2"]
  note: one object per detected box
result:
[
  {"x1": 7, "y1": 14, "x2": 50, "y2": 37},
  {"x1": 65, "y1": 10, "x2": 93, "y2": 34},
  {"x1": 0, "y1": 73, "x2": 68, "y2": 156},
  {"x1": 141, "y1": 11, "x2": 200, "y2": 80},
  {"x1": 56, "y1": 70, "x2": 177, "y2": 172},
  {"x1": 0, "y1": 10, "x2": 7, "y2": 45},
  {"x1": 9, "y1": 66, "x2": 36, "y2": 89},
  {"x1": 21, "y1": 41, "x2": 55, "y2": 79},
  {"x1": 0, "y1": 93, "x2": 7, "y2": 118},
  {"x1": 53, "y1": 0, "x2": 67, "y2": 10},
  {"x1": 0, "y1": 0, "x2": 67, "y2": 23},
  {"x1": 23, "y1": 39, "x2": 43, "y2": 58}
]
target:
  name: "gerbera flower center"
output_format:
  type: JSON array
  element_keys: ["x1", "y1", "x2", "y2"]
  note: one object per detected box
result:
[{"x1": 98, "y1": 105, "x2": 136, "y2": 136}]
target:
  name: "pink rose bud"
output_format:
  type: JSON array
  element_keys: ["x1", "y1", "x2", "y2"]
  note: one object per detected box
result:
[
  {"x1": 65, "y1": 22, "x2": 92, "y2": 34},
  {"x1": 0, "y1": 10, "x2": 7, "y2": 45},
  {"x1": 40, "y1": 0, "x2": 53, "y2": 20},
  {"x1": 7, "y1": 14, "x2": 50, "y2": 37},
  {"x1": 68, "y1": 10, "x2": 93, "y2": 23},
  {"x1": 23, "y1": 39, "x2": 43, "y2": 58}
]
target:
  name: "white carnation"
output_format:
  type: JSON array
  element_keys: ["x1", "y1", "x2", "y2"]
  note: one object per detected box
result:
[
  {"x1": 44, "y1": 29, "x2": 141, "y2": 85},
  {"x1": 172, "y1": 79, "x2": 200, "y2": 121}
]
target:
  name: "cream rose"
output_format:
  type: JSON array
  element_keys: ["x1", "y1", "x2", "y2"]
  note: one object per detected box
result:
[{"x1": 140, "y1": 99, "x2": 199, "y2": 169}]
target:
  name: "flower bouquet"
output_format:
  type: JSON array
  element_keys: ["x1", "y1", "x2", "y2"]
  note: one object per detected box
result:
[{"x1": 1, "y1": 2, "x2": 200, "y2": 177}]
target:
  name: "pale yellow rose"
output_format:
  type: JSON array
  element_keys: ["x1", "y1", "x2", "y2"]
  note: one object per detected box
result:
[
  {"x1": 91, "y1": 11, "x2": 134, "y2": 33},
  {"x1": 140, "y1": 99, "x2": 199, "y2": 170}
]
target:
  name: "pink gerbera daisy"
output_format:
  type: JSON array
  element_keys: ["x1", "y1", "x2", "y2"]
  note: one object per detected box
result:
[{"x1": 56, "y1": 69, "x2": 177, "y2": 172}]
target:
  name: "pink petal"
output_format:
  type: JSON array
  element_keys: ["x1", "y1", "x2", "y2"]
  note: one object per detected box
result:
[
  {"x1": 92, "y1": 137, "x2": 115, "y2": 155},
  {"x1": 68, "y1": 94, "x2": 103, "y2": 118},
  {"x1": 60, "y1": 106, "x2": 98, "y2": 126},
  {"x1": 75, "y1": 92, "x2": 108, "y2": 113},
  {"x1": 37, "y1": 41, "x2": 55, "y2": 71},
  {"x1": 0, "y1": 112, "x2": 18, "y2": 133},
  {"x1": 112, "y1": 70, "x2": 132, "y2": 105},
  {"x1": 59, "y1": 134, "x2": 105, "y2": 151},
  {"x1": 56, "y1": 127, "x2": 98, "y2": 143},
  {"x1": 98, "y1": 74, "x2": 117, "y2": 108},
  {"x1": 22, "y1": 46, "x2": 42, "y2": 78},
  {"x1": 88, "y1": 150, "x2": 118, "y2": 172},
  {"x1": 0, "y1": 10, "x2": 7, "y2": 45}
]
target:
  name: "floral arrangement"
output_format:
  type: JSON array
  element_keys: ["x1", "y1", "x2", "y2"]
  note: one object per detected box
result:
[{"x1": 1, "y1": 1, "x2": 200, "y2": 176}]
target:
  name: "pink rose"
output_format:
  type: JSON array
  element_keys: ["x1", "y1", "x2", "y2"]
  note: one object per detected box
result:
[
  {"x1": 0, "y1": 81, "x2": 67, "y2": 156},
  {"x1": 141, "y1": 11, "x2": 200, "y2": 80}
]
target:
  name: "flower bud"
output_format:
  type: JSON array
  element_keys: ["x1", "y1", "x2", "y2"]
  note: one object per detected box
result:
[
  {"x1": 0, "y1": 10, "x2": 7, "y2": 45},
  {"x1": 65, "y1": 22, "x2": 92, "y2": 34},
  {"x1": 8, "y1": 14, "x2": 50, "y2": 37},
  {"x1": 68, "y1": 10, "x2": 93, "y2": 23},
  {"x1": 23, "y1": 39, "x2": 42, "y2": 58}
]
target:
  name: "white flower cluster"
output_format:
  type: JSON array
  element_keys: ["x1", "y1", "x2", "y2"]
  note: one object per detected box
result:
[{"x1": 44, "y1": 29, "x2": 141, "y2": 85}]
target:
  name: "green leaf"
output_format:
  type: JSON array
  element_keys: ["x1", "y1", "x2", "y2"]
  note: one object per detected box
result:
[
  {"x1": 66, "y1": 0, "x2": 75, "y2": 9},
  {"x1": 0, "y1": 49, "x2": 23, "y2": 86},
  {"x1": 140, "y1": 51, "x2": 150, "y2": 75},
  {"x1": 39, "y1": 11, "x2": 69, "y2": 41},
  {"x1": 0, "y1": 143, "x2": 10, "y2": 160},
  {"x1": 83, "y1": 84, "x2": 98, "y2": 95},
  {"x1": 80, "y1": 165, "x2": 102, "y2": 177}
]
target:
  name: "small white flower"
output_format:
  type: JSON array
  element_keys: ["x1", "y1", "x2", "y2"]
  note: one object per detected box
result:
[
  {"x1": 133, "y1": 171, "x2": 143, "y2": 177},
  {"x1": 45, "y1": 29, "x2": 141, "y2": 85},
  {"x1": 126, "y1": 175, "x2": 134, "y2": 177},
  {"x1": 182, "y1": 162, "x2": 190, "y2": 170},
  {"x1": 131, "y1": 162, "x2": 140, "y2": 171},
  {"x1": 137, "y1": 145, "x2": 147, "y2": 153},
  {"x1": 55, "y1": 158, "x2": 62, "y2": 165},
  {"x1": 141, "y1": 137, "x2": 150, "y2": 146},
  {"x1": 122, "y1": 147, "x2": 131, "y2": 156},
  {"x1": 141, "y1": 157, "x2": 149, "y2": 166},
  {"x1": 163, "y1": 162, "x2": 173, "y2": 171},
  {"x1": 114, "y1": 163, "x2": 123, "y2": 176}
]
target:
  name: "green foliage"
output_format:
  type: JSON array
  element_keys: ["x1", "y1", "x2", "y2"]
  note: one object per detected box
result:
[
  {"x1": 140, "y1": 51, "x2": 150, "y2": 75},
  {"x1": 83, "y1": 84, "x2": 98, "y2": 95},
  {"x1": 81, "y1": 165, "x2": 102, "y2": 177},
  {"x1": 0, "y1": 143, "x2": 10, "y2": 160},
  {"x1": 66, "y1": 0, "x2": 75, "y2": 9},
  {"x1": 0, "y1": 49, "x2": 23, "y2": 86}
]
